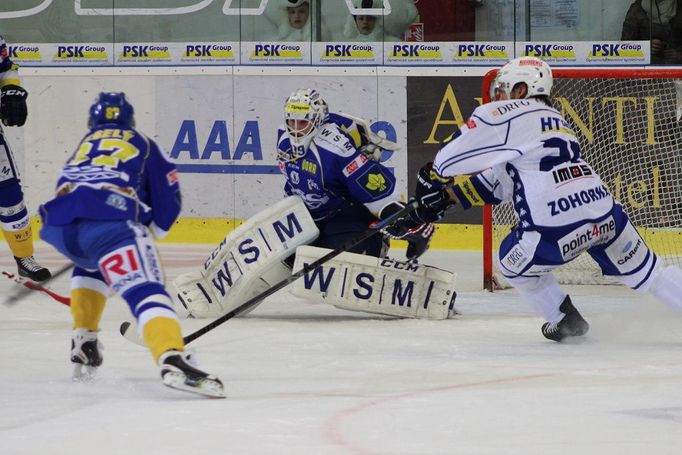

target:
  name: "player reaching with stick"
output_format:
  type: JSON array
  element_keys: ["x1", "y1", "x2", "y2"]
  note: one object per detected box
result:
[
  {"x1": 39, "y1": 92, "x2": 224, "y2": 397},
  {"x1": 403, "y1": 56, "x2": 682, "y2": 341}
]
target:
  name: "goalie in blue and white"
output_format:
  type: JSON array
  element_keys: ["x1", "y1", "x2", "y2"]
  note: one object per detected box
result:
[
  {"x1": 173, "y1": 89, "x2": 458, "y2": 321},
  {"x1": 406, "y1": 56, "x2": 682, "y2": 341}
]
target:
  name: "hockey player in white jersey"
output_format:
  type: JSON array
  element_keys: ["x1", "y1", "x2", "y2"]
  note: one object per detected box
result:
[{"x1": 405, "y1": 56, "x2": 682, "y2": 341}]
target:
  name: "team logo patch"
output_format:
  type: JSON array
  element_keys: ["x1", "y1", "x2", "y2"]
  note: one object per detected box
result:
[
  {"x1": 99, "y1": 246, "x2": 146, "y2": 294},
  {"x1": 366, "y1": 173, "x2": 387, "y2": 191},
  {"x1": 166, "y1": 169, "x2": 178, "y2": 186}
]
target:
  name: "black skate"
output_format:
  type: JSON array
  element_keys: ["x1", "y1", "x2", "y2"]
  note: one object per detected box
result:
[
  {"x1": 160, "y1": 350, "x2": 225, "y2": 398},
  {"x1": 541, "y1": 295, "x2": 589, "y2": 342},
  {"x1": 71, "y1": 329, "x2": 103, "y2": 381},
  {"x1": 15, "y1": 256, "x2": 51, "y2": 282}
]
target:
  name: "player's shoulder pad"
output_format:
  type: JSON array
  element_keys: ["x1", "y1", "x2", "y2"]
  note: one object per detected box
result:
[{"x1": 313, "y1": 123, "x2": 357, "y2": 158}]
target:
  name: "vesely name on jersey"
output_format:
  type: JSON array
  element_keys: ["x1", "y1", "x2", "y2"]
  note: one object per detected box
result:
[
  {"x1": 547, "y1": 184, "x2": 610, "y2": 216},
  {"x1": 558, "y1": 216, "x2": 616, "y2": 260}
]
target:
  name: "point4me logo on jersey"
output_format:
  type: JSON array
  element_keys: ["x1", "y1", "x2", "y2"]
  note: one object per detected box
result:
[
  {"x1": 53, "y1": 44, "x2": 110, "y2": 64},
  {"x1": 182, "y1": 43, "x2": 236, "y2": 63},
  {"x1": 454, "y1": 43, "x2": 510, "y2": 64},
  {"x1": 7, "y1": 45, "x2": 42, "y2": 63},
  {"x1": 386, "y1": 43, "x2": 444, "y2": 64},
  {"x1": 587, "y1": 42, "x2": 647, "y2": 63},
  {"x1": 118, "y1": 44, "x2": 171, "y2": 64}
]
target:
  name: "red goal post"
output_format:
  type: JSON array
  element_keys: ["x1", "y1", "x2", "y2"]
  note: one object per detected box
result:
[{"x1": 481, "y1": 68, "x2": 682, "y2": 291}]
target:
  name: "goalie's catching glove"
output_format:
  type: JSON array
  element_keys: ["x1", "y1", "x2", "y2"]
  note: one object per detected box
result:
[{"x1": 0, "y1": 85, "x2": 28, "y2": 127}]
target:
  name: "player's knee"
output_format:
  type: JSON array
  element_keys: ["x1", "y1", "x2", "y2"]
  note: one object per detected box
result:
[
  {"x1": 0, "y1": 179, "x2": 24, "y2": 207},
  {"x1": 123, "y1": 284, "x2": 176, "y2": 321}
]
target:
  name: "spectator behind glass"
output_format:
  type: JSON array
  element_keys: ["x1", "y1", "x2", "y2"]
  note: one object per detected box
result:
[
  {"x1": 341, "y1": 0, "x2": 417, "y2": 42},
  {"x1": 263, "y1": 0, "x2": 315, "y2": 41},
  {"x1": 621, "y1": 0, "x2": 682, "y2": 64}
]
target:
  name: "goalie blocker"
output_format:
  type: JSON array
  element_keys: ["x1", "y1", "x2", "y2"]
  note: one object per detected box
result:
[{"x1": 292, "y1": 246, "x2": 458, "y2": 319}]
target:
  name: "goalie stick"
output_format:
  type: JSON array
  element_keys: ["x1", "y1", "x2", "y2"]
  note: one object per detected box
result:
[
  {"x1": 1, "y1": 271, "x2": 71, "y2": 306},
  {"x1": 2, "y1": 263, "x2": 74, "y2": 307},
  {"x1": 119, "y1": 199, "x2": 420, "y2": 346}
]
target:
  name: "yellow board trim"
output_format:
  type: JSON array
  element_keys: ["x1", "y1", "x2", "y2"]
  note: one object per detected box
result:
[{"x1": 26, "y1": 216, "x2": 682, "y2": 254}]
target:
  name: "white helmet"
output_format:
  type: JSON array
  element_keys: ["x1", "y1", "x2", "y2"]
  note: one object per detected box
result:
[
  {"x1": 490, "y1": 57, "x2": 553, "y2": 101},
  {"x1": 284, "y1": 88, "x2": 328, "y2": 158}
]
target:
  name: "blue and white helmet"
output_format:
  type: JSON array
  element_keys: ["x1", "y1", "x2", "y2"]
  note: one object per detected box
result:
[
  {"x1": 490, "y1": 57, "x2": 553, "y2": 101},
  {"x1": 88, "y1": 92, "x2": 135, "y2": 129},
  {"x1": 0, "y1": 36, "x2": 8, "y2": 65},
  {"x1": 284, "y1": 88, "x2": 328, "y2": 157}
]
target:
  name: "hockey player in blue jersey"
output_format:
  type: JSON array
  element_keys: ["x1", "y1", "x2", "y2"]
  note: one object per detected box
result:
[
  {"x1": 0, "y1": 36, "x2": 50, "y2": 282},
  {"x1": 39, "y1": 93, "x2": 224, "y2": 397},
  {"x1": 404, "y1": 56, "x2": 682, "y2": 341},
  {"x1": 278, "y1": 88, "x2": 434, "y2": 259}
]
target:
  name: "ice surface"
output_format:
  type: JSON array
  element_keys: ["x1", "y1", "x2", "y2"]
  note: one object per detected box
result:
[{"x1": 1, "y1": 242, "x2": 681, "y2": 455}]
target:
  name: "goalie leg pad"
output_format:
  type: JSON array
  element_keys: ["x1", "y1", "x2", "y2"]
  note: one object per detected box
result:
[
  {"x1": 174, "y1": 196, "x2": 317, "y2": 318},
  {"x1": 291, "y1": 246, "x2": 458, "y2": 319}
]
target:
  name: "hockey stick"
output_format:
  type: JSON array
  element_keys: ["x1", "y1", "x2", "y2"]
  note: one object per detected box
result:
[
  {"x1": 2, "y1": 263, "x2": 74, "y2": 307},
  {"x1": 2, "y1": 271, "x2": 71, "y2": 306},
  {"x1": 120, "y1": 199, "x2": 419, "y2": 346}
]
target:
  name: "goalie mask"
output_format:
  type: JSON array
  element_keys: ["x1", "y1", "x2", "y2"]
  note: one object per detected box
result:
[
  {"x1": 88, "y1": 92, "x2": 135, "y2": 129},
  {"x1": 283, "y1": 88, "x2": 328, "y2": 160},
  {"x1": 490, "y1": 57, "x2": 553, "y2": 101}
]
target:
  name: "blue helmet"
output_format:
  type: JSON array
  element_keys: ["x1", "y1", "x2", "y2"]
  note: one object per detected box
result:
[{"x1": 88, "y1": 92, "x2": 135, "y2": 129}]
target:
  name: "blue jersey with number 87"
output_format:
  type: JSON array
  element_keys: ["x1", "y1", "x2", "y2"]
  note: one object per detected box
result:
[{"x1": 40, "y1": 125, "x2": 181, "y2": 238}]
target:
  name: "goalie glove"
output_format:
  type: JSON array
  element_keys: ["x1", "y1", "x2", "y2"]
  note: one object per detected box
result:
[{"x1": 0, "y1": 84, "x2": 28, "y2": 127}]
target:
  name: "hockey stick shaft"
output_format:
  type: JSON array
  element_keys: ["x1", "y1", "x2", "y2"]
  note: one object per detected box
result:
[
  {"x1": 181, "y1": 200, "x2": 419, "y2": 344},
  {"x1": 2, "y1": 263, "x2": 74, "y2": 307},
  {"x1": 2, "y1": 271, "x2": 71, "y2": 306}
]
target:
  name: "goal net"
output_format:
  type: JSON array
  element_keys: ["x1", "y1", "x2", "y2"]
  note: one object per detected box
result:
[{"x1": 482, "y1": 69, "x2": 682, "y2": 290}]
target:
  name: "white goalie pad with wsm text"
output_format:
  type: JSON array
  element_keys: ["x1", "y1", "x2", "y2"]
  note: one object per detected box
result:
[
  {"x1": 173, "y1": 196, "x2": 319, "y2": 318},
  {"x1": 292, "y1": 246, "x2": 458, "y2": 319}
]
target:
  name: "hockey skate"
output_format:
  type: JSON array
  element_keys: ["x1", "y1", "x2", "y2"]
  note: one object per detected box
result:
[
  {"x1": 71, "y1": 329, "x2": 103, "y2": 381},
  {"x1": 15, "y1": 256, "x2": 51, "y2": 282},
  {"x1": 541, "y1": 296, "x2": 589, "y2": 342},
  {"x1": 159, "y1": 350, "x2": 225, "y2": 398}
]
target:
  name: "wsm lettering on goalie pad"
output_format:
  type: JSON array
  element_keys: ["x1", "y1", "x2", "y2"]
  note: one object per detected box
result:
[{"x1": 292, "y1": 246, "x2": 457, "y2": 319}]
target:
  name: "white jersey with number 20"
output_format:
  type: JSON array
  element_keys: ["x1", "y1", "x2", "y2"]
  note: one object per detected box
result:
[{"x1": 433, "y1": 98, "x2": 614, "y2": 230}]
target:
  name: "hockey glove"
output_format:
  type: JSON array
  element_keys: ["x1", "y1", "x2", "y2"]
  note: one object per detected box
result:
[
  {"x1": 382, "y1": 217, "x2": 435, "y2": 261},
  {"x1": 403, "y1": 222, "x2": 435, "y2": 261},
  {"x1": 0, "y1": 85, "x2": 28, "y2": 127}
]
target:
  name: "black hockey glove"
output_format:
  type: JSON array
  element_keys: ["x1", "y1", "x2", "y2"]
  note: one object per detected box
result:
[
  {"x1": 380, "y1": 202, "x2": 436, "y2": 261},
  {"x1": 0, "y1": 85, "x2": 28, "y2": 127},
  {"x1": 403, "y1": 222, "x2": 435, "y2": 261}
]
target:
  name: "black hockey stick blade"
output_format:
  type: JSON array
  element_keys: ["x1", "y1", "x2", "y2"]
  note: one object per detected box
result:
[
  {"x1": 180, "y1": 199, "x2": 419, "y2": 345},
  {"x1": 2, "y1": 262, "x2": 74, "y2": 307}
]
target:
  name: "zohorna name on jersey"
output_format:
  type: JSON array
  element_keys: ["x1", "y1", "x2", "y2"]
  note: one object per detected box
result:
[{"x1": 547, "y1": 185, "x2": 610, "y2": 216}]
